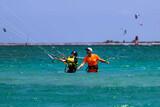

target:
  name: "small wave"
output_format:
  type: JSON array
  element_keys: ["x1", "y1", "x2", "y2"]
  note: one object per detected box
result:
[{"x1": 0, "y1": 73, "x2": 160, "y2": 87}]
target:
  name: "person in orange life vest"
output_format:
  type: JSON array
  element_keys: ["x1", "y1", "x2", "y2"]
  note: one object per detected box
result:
[{"x1": 77, "y1": 47, "x2": 109, "y2": 72}]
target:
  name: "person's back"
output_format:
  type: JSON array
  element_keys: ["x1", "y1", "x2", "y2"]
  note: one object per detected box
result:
[
  {"x1": 50, "y1": 50, "x2": 78, "y2": 73},
  {"x1": 66, "y1": 55, "x2": 78, "y2": 73}
]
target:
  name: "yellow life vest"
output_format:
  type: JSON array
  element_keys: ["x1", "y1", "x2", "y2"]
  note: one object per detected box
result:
[
  {"x1": 67, "y1": 56, "x2": 75, "y2": 63},
  {"x1": 66, "y1": 56, "x2": 78, "y2": 67}
]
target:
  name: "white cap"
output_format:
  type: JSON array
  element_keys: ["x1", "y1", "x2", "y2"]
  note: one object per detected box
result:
[{"x1": 86, "y1": 47, "x2": 93, "y2": 52}]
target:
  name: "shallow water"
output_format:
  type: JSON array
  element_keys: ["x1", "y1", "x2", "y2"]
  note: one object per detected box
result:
[{"x1": 0, "y1": 45, "x2": 160, "y2": 107}]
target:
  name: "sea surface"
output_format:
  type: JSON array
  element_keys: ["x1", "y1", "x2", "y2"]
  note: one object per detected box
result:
[{"x1": 0, "y1": 45, "x2": 160, "y2": 107}]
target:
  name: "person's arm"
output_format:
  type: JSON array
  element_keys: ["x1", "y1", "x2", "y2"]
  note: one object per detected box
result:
[
  {"x1": 77, "y1": 57, "x2": 87, "y2": 70},
  {"x1": 52, "y1": 57, "x2": 66, "y2": 63},
  {"x1": 77, "y1": 62, "x2": 85, "y2": 70},
  {"x1": 58, "y1": 58, "x2": 66, "y2": 63},
  {"x1": 99, "y1": 58, "x2": 110, "y2": 64}
]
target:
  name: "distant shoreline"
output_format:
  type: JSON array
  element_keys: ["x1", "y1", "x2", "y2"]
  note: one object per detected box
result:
[{"x1": 1, "y1": 41, "x2": 160, "y2": 46}]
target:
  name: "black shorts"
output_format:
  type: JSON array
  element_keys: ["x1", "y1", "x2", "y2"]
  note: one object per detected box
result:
[
  {"x1": 87, "y1": 65, "x2": 98, "y2": 72},
  {"x1": 66, "y1": 66, "x2": 77, "y2": 73}
]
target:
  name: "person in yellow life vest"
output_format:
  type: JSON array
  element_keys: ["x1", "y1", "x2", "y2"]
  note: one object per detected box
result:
[
  {"x1": 77, "y1": 47, "x2": 109, "y2": 73},
  {"x1": 56, "y1": 50, "x2": 78, "y2": 73}
]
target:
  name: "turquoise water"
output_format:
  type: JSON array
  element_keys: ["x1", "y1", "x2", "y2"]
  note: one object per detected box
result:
[{"x1": 0, "y1": 45, "x2": 160, "y2": 107}]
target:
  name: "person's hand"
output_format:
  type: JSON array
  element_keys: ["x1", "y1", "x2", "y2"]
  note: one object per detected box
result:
[
  {"x1": 106, "y1": 61, "x2": 110, "y2": 64},
  {"x1": 77, "y1": 66, "x2": 81, "y2": 70},
  {"x1": 77, "y1": 63, "x2": 85, "y2": 70}
]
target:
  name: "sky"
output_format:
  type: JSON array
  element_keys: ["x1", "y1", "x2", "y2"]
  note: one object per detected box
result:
[{"x1": 0, "y1": 0, "x2": 160, "y2": 43}]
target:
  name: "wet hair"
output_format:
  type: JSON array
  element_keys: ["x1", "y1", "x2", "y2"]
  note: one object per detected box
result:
[{"x1": 71, "y1": 50, "x2": 78, "y2": 57}]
